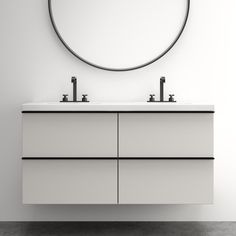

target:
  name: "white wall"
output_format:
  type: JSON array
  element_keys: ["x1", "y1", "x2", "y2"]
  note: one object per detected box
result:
[{"x1": 0, "y1": 0, "x2": 235, "y2": 221}]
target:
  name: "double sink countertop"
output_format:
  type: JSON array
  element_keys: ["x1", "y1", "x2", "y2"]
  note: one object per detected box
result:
[{"x1": 22, "y1": 102, "x2": 214, "y2": 112}]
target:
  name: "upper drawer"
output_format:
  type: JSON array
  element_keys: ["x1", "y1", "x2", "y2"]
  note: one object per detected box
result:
[
  {"x1": 119, "y1": 113, "x2": 213, "y2": 158},
  {"x1": 23, "y1": 113, "x2": 117, "y2": 157}
]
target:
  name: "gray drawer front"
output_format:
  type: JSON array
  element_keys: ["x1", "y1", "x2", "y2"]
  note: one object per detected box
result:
[
  {"x1": 23, "y1": 160, "x2": 117, "y2": 204},
  {"x1": 119, "y1": 113, "x2": 213, "y2": 158},
  {"x1": 23, "y1": 113, "x2": 117, "y2": 157},
  {"x1": 119, "y1": 160, "x2": 213, "y2": 204}
]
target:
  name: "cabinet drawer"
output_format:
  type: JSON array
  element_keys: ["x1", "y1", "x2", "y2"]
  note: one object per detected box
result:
[
  {"x1": 23, "y1": 113, "x2": 117, "y2": 157},
  {"x1": 119, "y1": 113, "x2": 213, "y2": 158},
  {"x1": 23, "y1": 160, "x2": 117, "y2": 204},
  {"x1": 119, "y1": 160, "x2": 213, "y2": 204}
]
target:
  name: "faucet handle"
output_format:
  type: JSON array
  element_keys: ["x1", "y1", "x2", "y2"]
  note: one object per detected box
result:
[
  {"x1": 169, "y1": 94, "x2": 175, "y2": 102},
  {"x1": 82, "y1": 94, "x2": 89, "y2": 102},
  {"x1": 148, "y1": 94, "x2": 156, "y2": 102},
  {"x1": 61, "y1": 94, "x2": 68, "y2": 102}
]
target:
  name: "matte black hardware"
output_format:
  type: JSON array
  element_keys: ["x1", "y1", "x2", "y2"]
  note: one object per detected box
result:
[
  {"x1": 148, "y1": 94, "x2": 156, "y2": 102},
  {"x1": 118, "y1": 157, "x2": 215, "y2": 160},
  {"x1": 82, "y1": 94, "x2": 89, "y2": 102},
  {"x1": 48, "y1": 0, "x2": 190, "y2": 72},
  {"x1": 22, "y1": 111, "x2": 215, "y2": 113},
  {"x1": 22, "y1": 157, "x2": 214, "y2": 160},
  {"x1": 60, "y1": 77, "x2": 90, "y2": 102},
  {"x1": 61, "y1": 94, "x2": 68, "y2": 102},
  {"x1": 71, "y1": 76, "x2": 77, "y2": 102},
  {"x1": 22, "y1": 157, "x2": 118, "y2": 160},
  {"x1": 169, "y1": 94, "x2": 176, "y2": 102},
  {"x1": 160, "y1": 77, "x2": 165, "y2": 102},
  {"x1": 147, "y1": 77, "x2": 177, "y2": 103}
]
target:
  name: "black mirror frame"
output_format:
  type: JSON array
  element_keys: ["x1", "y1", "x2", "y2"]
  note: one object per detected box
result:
[{"x1": 48, "y1": 0, "x2": 190, "y2": 72}]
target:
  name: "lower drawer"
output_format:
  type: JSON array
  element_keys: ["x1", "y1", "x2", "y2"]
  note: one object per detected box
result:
[
  {"x1": 119, "y1": 160, "x2": 213, "y2": 204},
  {"x1": 23, "y1": 160, "x2": 117, "y2": 204}
]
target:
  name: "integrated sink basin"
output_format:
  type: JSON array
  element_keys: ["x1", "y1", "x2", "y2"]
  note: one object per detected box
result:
[{"x1": 22, "y1": 102, "x2": 214, "y2": 112}]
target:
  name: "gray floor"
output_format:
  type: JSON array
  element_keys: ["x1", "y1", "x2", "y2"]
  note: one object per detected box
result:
[{"x1": 0, "y1": 222, "x2": 235, "y2": 236}]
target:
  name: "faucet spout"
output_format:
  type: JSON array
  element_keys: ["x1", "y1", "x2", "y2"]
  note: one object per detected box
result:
[
  {"x1": 160, "y1": 76, "x2": 165, "y2": 102},
  {"x1": 71, "y1": 76, "x2": 77, "y2": 102}
]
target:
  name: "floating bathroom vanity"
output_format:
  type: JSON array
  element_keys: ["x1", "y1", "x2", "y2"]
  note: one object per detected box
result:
[{"x1": 22, "y1": 103, "x2": 214, "y2": 204}]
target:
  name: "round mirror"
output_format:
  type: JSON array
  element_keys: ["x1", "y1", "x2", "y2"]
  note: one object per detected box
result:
[{"x1": 49, "y1": 0, "x2": 190, "y2": 71}]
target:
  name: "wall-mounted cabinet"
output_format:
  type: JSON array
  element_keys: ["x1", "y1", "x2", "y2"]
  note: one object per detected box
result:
[{"x1": 22, "y1": 108, "x2": 214, "y2": 204}]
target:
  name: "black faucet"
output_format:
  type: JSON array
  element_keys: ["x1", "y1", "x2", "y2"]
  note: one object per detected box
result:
[
  {"x1": 147, "y1": 76, "x2": 176, "y2": 102},
  {"x1": 160, "y1": 76, "x2": 165, "y2": 102},
  {"x1": 60, "y1": 76, "x2": 90, "y2": 102},
  {"x1": 71, "y1": 76, "x2": 77, "y2": 102}
]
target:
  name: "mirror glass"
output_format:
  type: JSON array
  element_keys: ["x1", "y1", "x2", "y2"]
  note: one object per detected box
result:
[{"x1": 49, "y1": 0, "x2": 189, "y2": 71}]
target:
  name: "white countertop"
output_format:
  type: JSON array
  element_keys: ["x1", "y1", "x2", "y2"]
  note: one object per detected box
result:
[{"x1": 22, "y1": 102, "x2": 214, "y2": 112}]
